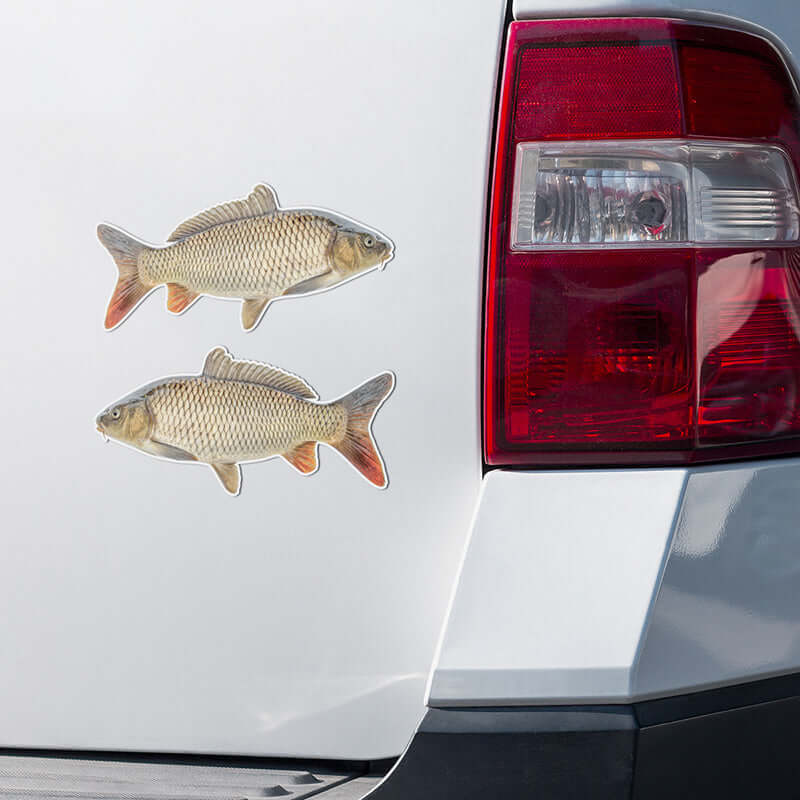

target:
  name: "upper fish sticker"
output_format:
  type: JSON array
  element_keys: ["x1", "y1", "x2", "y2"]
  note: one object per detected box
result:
[
  {"x1": 96, "y1": 347, "x2": 394, "y2": 495},
  {"x1": 98, "y1": 184, "x2": 394, "y2": 331}
]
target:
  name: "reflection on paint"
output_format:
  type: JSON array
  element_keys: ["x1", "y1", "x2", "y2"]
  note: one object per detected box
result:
[
  {"x1": 98, "y1": 184, "x2": 394, "y2": 331},
  {"x1": 96, "y1": 347, "x2": 394, "y2": 495}
]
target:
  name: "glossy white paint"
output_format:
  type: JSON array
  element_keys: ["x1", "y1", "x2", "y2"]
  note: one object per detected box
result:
[
  {"x1": 0, "y1": 0, "x2": 504, "y2": 758},
  {"x1": 430, "y1": 460, "x2": 800, "y2": 706},
  {"x1": 633, "y1": 458, "x2": 800, "y2": 698},
  {"x1": 428, "y1": 469, "x2": 687, "y2": 705}
]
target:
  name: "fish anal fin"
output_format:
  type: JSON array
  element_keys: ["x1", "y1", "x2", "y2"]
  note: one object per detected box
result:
[
  {"x1": 166, "y1": 283, "x2": 200, "y2": 314},
  {"x1": 282, "y1": 271, "x2": 341, "y2": 297},
  {"x1": 168, "y1": 184, "x2": 279, "y2": 242},
  {"x1": 202, "y1": 347, "x2": 317, "y2": 399},
  {"x1": 241, "y1": 297, "x2": 271, "y2": 330},
  {"x1": 211, "y1": 462, "x2": 241, "y2": 495},
  {"x1": 283, "y1": 441, "x2": 318, "y2": 475}
]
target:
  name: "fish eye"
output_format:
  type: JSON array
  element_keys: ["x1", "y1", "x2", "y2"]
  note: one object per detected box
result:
[
  {"x1": 363, "y1": 234, "x2": 375, "y2": 248},
  {"x1": 111, "y1": 408, "x2": 121, "y2": 420}
]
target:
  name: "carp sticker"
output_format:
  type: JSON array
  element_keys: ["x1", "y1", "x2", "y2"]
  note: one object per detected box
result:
[
  {"x1": 96, "y1": 347, "x2": 395, "y2": 496},
  {"x1": 98, "y1": 183, "x2": 394, "y2": 332}
]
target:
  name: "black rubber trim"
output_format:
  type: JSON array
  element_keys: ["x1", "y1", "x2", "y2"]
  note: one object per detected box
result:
[
  {"x1": 368, "y1": 674, "x2": 800, "y2": 800},
  {"x1": 634, "y1": 670, "x2": 800, "y2": 726},
  {"x1": 369, "y1": 707, "x2": 637, "y2": 800},
  {"x1": 420, "y1": 705, "x2": 636, "y2": 734},
  {"x1": 633, "y1": 696, "x2": 800, "y2": 799}
]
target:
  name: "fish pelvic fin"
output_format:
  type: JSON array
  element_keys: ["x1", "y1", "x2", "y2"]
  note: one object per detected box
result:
[
  {"x1": 98, "y1": 224, "x2": 152, "y2": 329},
  {"x1": 283, "y1": 441, "x2": 318, "y2": 475},
  {"x1": 241, "y1": 297, "x2": 272, "y2": 331},
  {"x1": 211, "y1": 462, "x2": 241, "y2": 495},
  {"x1": 331, "y1": 372, "x2": 395, "y2": 488}
]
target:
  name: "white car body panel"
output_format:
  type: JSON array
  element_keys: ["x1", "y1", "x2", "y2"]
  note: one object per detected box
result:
[
  {"x1": 0, "y1": 0, "x2": 503, "y2": 759},
  {"x1": 429, "y1": 469, "x2": 686, "y2": 705},
  {"x1": 430, "y1": 460, "x2": 800, "y2": 705},
  {"x1": 633, "y1": 459, "x2": 800, "y2": 699}
]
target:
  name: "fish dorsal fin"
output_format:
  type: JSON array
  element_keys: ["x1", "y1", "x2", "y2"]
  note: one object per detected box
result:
[
  {"x1": 167, "y1": 184, "x2": 279, "y2": 242},
  {"x1": 202, "y1": 347, "x2": 318, "y2": 399}
]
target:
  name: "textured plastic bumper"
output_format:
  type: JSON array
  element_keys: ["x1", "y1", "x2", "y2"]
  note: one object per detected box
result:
[{"x1": 366, "y1": 675, "x2": 800, "y2": 799}]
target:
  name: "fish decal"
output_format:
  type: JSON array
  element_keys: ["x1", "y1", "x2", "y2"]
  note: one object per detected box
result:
[
  {"x1": 96, "y1": 347, "x2": 394, "y2": 495},
  {"x1": 98, "y1": 184, "x2": 394, "y2": 331}
]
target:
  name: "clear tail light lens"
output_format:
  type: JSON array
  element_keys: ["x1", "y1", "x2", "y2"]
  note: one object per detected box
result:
[
  {"x1": 511, "y1": 141, "x2": 691, "y2": 246},
  {"x1": 485, "y1": 19, "x2": 800, "y2": 466},
  {"x1": 511, "y1": 141, "x2": 799, "y2": 248}
]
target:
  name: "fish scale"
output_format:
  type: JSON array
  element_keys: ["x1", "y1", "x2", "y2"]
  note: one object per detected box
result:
[
  {"x1": 147, "y1": 377, "x2": 346, "y2": 464},
  {"x1": 139, "y1": 212, "x2": 336, "y2": 299}
]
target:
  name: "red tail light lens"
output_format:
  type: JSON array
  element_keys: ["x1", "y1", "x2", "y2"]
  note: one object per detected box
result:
[
  {"x1": 698, "y1": 249, "x2": 800, "y2": 443},
  {"x1": 514, "y1": 41, "x2": 681, "y2": 140},
  {"x1": 500, "y1": 250, "x2": 692, "y2": 450},
  {"x1": 485, "y1": 19, "x2": 800, "y2": 466}
]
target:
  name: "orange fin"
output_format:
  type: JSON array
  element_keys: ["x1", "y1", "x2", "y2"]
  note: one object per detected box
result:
[
  {"x1": 331, "y1": 373, "x2": 394, "y2": 487},
  {"x1": 98, "y1": 224, "x2": 151, "y2": 329},
  {"x1": 283, "y1": 441, "x2": 318, "y2": 474},
  {"x1": 166, "y1": 283, "x2": 200, "y2": 314}
]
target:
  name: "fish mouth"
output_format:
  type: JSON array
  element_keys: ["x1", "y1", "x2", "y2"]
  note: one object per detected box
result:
[
  {"x1": 380, "y1": 245, "x2": 395, "y2": 270},
  {"x1": 96, "y1": 423, "x2": 108, "y2": 442}
]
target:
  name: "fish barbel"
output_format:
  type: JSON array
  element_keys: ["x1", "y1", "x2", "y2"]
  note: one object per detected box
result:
[
  {"x1": 96, "y1": 347, "x2": 394, "y2": 494},
  {"x1": 98, "y1": 184, "x2": 393, "y2": 331}
]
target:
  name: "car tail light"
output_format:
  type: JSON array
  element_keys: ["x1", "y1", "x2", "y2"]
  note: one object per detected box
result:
[{"x1": 484, "y1": 18, "x2": 800, "y2": 466}]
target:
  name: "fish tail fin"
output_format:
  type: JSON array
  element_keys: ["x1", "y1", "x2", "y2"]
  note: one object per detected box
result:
[
  {"x1": 97, "y1": 224, "x2": 152, "y2": 329},
  {"x1": 331, "y1": 372, "x2": 394, "y2": 488}
]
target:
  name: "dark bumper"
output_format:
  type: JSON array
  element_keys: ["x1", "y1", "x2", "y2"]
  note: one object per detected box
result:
[{"x1": 367, "y1": 673, "x2": 800, "y2": 800}]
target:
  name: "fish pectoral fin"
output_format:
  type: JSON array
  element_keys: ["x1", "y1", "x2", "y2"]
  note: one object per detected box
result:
[
  {"x1": 281, "y1": 271, "x2": 342, "y2": 298},
  {"x1": 241, "y1": 298, "x2": 271, "y2": 330},
  {"x1": 283, "y1": 441, "x2": 318, "y2": 475},
  {"x1": 166, "y1": 283, "x2": 200, "y2": 314},
  {"x1": 145, "y1": 439, "x2": 198, "y2": 462},
  {"x1": 211, "y1": 462, "x2": 241, "y2": 495}
]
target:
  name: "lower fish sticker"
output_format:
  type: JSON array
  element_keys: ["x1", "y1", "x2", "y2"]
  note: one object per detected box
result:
[
  {"x1": 98, "y1": 183, "x2": 394, "y2": 331},
  {"x1": 96, "y1": 347, "x2": 394, "y2": 495}
]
